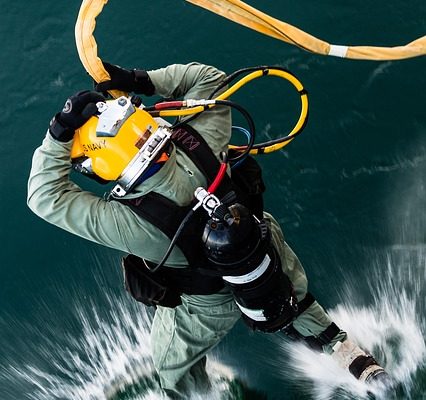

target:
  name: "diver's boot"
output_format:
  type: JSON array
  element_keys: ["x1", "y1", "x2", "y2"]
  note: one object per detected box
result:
[{"x1": 331, "y1": 339, "x2": 389, "y2": 384}]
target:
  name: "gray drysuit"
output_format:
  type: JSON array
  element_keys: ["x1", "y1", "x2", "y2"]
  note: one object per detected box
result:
[{"x1": 28, "y1": 63, "x2": 346, "y2": 398}]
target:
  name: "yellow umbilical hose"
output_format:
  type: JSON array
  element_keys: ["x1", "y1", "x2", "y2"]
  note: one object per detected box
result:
[{"x1": 156, "y1": 68, "x2": 309, "y2": 154}]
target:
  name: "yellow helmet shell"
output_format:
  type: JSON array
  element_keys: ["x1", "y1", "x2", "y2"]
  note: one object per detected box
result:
[{"x1": 71, "y1": 98, "x2": 159, "y2": 181}]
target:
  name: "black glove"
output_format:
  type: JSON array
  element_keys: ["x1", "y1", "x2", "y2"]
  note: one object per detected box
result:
[
  {"x1": 94, "y1": 62, "x2": 155, "y2": 96},
  {"x1": 49, "y1": 90, "x2": 105, "y2": 142}
]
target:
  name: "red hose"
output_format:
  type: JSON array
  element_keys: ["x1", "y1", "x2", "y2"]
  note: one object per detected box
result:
[
  {"x1": 208, "y1": 162, "x2": 227, "y2": 193},
  {"x1": 155, "y1": 101, "x2": 184, "y2": 110}
]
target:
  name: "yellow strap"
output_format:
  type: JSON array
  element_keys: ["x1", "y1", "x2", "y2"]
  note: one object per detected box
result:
[
  {"x1": 75, "y1": 0, "x2": 127, "y2": 98},
  {"x1": 186, "y1": 0, "x2": 426, "y2": 60}
]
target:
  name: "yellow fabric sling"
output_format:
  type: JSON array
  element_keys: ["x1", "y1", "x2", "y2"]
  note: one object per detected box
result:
[
  {"x1": 75, "y1": 0, "x2": 127, "y2": 98},
  {"x1": 186, "y1": 0, "x2": 426, "y2": 60},
  {"x1": 75, "y1": 0, "x2": 425, "y2": 93}
]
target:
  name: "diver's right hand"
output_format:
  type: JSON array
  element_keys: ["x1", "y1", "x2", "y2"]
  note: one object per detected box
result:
[{"x1": 95, "y1": 62, "x2": 155, "y2": 96}]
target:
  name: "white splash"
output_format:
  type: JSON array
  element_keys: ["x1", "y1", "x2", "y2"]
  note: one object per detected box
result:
[
  {"x1": 5, "y1": 280, "x2": 238, "y2": 400},
  {"x1": 12, "y1": 295, "x2": 156, "y2": 400},
  {"x1": 280, "y1": 250, "x2": 426, "y2": 399}
]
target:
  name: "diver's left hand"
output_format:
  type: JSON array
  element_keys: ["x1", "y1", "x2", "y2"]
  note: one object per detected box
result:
[
  {"x1": 49, "y1": 90, "x2": 105, "y2": 142},
  {"x1": 94, "y1": 62, "x2": 155, "y2": 96}
]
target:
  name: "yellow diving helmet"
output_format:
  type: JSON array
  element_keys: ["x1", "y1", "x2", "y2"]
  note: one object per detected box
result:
[{"x1": 71, "y1": 96, "x2": 172, "y2": 197}]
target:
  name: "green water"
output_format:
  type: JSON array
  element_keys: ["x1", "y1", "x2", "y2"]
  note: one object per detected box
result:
[{"x1": 0, "y1": 1, "x2": 425, "y2": 399}]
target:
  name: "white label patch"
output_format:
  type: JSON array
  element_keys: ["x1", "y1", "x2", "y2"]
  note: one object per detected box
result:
[
  {"x1": 223, "y1": 254, "x2": 271, "y2": 285},
  {"x1": 329, "y1": 44, "x2": 349, "y2": 58},
  {"x1": 236, "y1": 302, "x2": 267, "y2": 321}
]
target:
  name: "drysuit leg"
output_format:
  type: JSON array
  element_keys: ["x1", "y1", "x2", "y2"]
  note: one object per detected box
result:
[
  {"x1": 265, "y1": 212, "x2": 347, "y2": 352},
  {"x1": 151, "y1": 288, "x2": 240, "y2": 398},
  {"x1": 268, "y1": 213, "x2": 388, "y2": 382},
  {"x1": 151, "y1": 213, "x2": 346, "y2": 397}
]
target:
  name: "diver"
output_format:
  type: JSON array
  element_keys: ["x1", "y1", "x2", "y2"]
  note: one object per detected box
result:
[{"x1": 27, "y1": 62, "x2": 388, "y2": 398}]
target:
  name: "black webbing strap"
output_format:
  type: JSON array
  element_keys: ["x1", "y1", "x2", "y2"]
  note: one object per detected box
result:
[
  {"x1": 142, "y1": 257, "x2": 224, "y2": 295},
  {"x1": 120, "y1": 192, "x2": 208, "y2": 268},
  {"x1": 281, "y1": 293, "x2": 342, "y2": 351},
  {"x1": 279, "y1": 292, "x2": 315, "y2": 338},
  {"x1": 302, "y1": 325, "x2": 336, "y2": 351},
  {"x1": 122, "y1": 254, "x2": 223, "y2": 307},
  {"x1": 283, "y1": 321, "x2": 341, "y2": 352},
  {"x1": 171, "y1": 124, "x2": 234, "y2": 197},
  {"x1": 294, "y1": 322, "x2": 341, "y2": 351},
  {"x1": 296, "y1": 292, "x2": 316, "y2": 316},
  {"x1": 120, "y1": 192, "x2": 191, "y2": 241},
  {"x1": 315, "y1": 322, "x2": 341, "y2": 346},
  {"x1": 172, "y1": 124, "x2": 219, "y2": 182}
]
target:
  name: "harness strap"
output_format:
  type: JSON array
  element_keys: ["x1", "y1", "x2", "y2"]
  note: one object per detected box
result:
[
  {"x1": 120, "y1": 192, "x2": 190, "y2": 241},
  {"x1": 171, "y1": 123, "x2": 234, "y2": 197},
  {"x1": 281, "y1": 293, "x2": 342, "y2": 350},
  {"x1": 296, "y1": 291, "x2": 315, "y2": 315},
  {"x1": 123, "y1": 254, "x2": 224, "y2": 298},
  {"x1": 316, "y1": 322, "x2": 341, "y2": 346},
  {"x1": 120, "y1": 193, "x2": 208, "y2": 268},
  {"x1": 142, "y1": 257, "x2": 224, "y2": 295},
  {"x1": 283, "y1": 321, "x2": 342, "y2": 351}
]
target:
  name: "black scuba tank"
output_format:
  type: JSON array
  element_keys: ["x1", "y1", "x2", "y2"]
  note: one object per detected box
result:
[{"x1": 198, "y1": 191, "x2": 298, "y2": 333}]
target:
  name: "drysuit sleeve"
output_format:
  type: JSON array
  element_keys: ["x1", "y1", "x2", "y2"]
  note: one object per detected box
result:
[
  {"x1": 27, "y1": 133, "x2": 162, "y2": 254},
  {"x1": 148, "y1": 63, "x2": 231, "y2": 156},
  {"x1": 27, "y1": 63, "x2": 230, "y2": 262}
]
